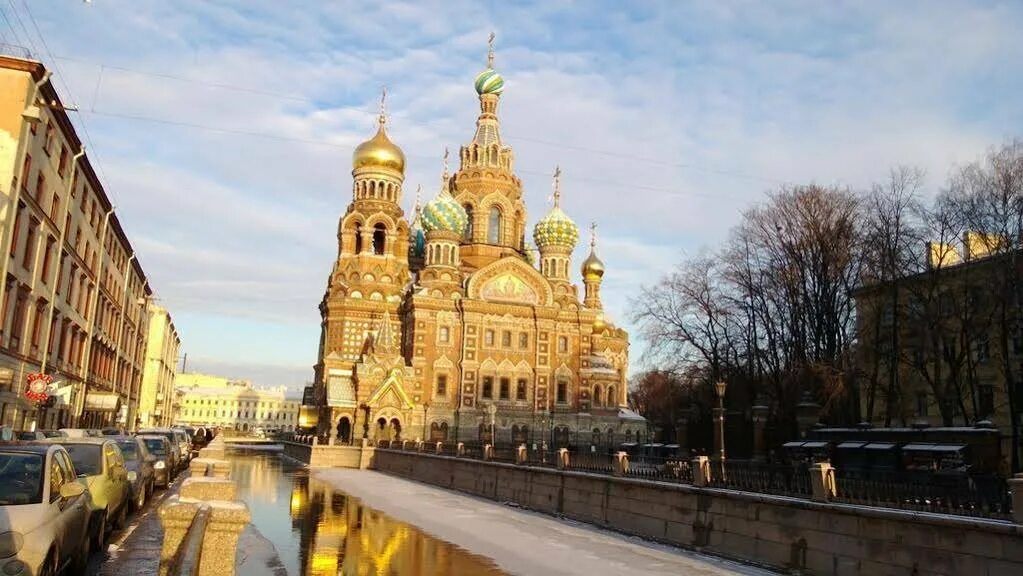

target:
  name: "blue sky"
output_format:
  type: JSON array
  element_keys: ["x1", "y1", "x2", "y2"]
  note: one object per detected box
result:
[{"x1": 7, "y1": 0, "x2": 1022, "y2": 392}]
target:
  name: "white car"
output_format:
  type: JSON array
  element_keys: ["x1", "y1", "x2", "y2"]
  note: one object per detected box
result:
[{"x1": 0, "y1": 443, "x2": 90, "y2": 576}]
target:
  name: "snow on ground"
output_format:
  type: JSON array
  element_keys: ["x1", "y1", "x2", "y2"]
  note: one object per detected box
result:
[{"x1": 315, "y1": 469, "x2": 778, "y2": 576}]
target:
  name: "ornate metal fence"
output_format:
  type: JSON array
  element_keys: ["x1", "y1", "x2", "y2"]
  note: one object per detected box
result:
[
  {"x1": 708, "y1": 460, "x2": 813, "y2": 498},
  {"x1": 832, "y1": 471, "x2": 1013, "y2": 520}
]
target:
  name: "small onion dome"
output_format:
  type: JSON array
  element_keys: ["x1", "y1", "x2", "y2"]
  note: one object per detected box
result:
[
  {"x1": 352, "y1": 123, "x2": 405, "y2": 173},
  {"x1": 581, "y1": 249, "x2": 605, "y2": 279},
  {"x1": 533, "y1": 206, "x2": 579, "y2": 250},
  {"x1": 474, "y1": 68, "x2": 505, "y2": 95},
  {"x1": 422, "y1": 189, "x2": 468, "y2": 234},
  {"x1": 593, "y1": 312, "x2": 607, "y2": 331}
]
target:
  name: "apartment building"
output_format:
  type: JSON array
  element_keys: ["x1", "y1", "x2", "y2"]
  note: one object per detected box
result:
[
  {"x1": 0, "y1": 54, "x2": 153, "y2": 430},
  {"x1": 176, "y1": 380, "x2": 301, "y2": 433},
  {"x1": 138, "y1": 304, "x2": 180, "y2": 428}
]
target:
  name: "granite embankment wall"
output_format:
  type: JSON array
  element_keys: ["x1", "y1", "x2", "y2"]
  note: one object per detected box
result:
[
  {"x1": 374, "y1": 449, "x2": 1023, "y2": 575},
  {"x1": 282, "y1": 441, "x2": 374, "y2": 468}
]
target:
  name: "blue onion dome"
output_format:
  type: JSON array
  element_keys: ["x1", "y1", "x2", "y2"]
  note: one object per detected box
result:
[
  {"x1": 474, "y1": 68, "x2": 504, "y2": 95},
  {"x1": 422, "y1": 184, "x2": 468, "y2": 234},
  {"x1": 533, "y1": 206, "x2": 579, "y2": 250}
]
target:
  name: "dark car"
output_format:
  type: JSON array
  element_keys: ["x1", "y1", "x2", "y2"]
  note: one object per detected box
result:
[
  {"x1": 138, "y1": 435, "x2": 173, "y2": 488},
  {"x1": 15, "y1": 430, "x2": 46, "y2": 441},
  {"x1": 111, "y1": 436, "x2": 155, "y2": 511},
  {"x1": 136, "y1": 428, "x2": 185, "y2": 472}
]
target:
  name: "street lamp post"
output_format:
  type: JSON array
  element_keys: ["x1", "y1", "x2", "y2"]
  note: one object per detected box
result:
[
  {"x1": 714, "y1": 380, "x2": 728, "y2": 469},
  {"x1": 422, "y1": 402, "x2": 429, "y2": 443}
]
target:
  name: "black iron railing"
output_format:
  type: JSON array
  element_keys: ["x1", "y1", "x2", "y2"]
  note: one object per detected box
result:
[
  {"x1": 624, "y1": 455, "x2": 694, "y2": 484},
  {"x1": 832, "y1": 471, "x2": 1013, "y2": 520}
]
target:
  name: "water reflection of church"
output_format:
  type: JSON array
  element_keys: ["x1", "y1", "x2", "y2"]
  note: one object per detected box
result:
[
  {"x1": 289, "y1": 475, "x2": 504, "y2": 575},
  {"x1": 311, "y1": 36, "x2": 645, "y2": 448}
]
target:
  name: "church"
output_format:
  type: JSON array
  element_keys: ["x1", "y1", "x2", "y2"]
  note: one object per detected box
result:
[{"x1": 311, "y1": 37, "x2": 645, "y2": 448}]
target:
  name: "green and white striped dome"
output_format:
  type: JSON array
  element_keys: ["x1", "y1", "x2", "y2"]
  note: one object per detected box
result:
[
  {"x1": 474, "y1": 68, "x2": 505, "y2": 95},
  {"x1": 533, "y1": 207, "x2": 579, "y2": 250},
  {"x1": 422, "y1": 188, "x2": 468, "y2": 235}
]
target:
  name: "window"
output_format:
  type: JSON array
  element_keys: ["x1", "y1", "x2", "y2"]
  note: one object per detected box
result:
[
  {"x1": 41, "y1": 237, "x2": 54, "y2": 282},
  {"x1": 558, "y1": 336, "x2": 568, "y2": 353},
  {"x1": 501, "y1": 330, "x2": 511, "y2": 348},
  {"x1": 22, "y1": 219, "x2": 37, "y2": 269},
  {"x1": 50, "y1": 193, "x2": 60, "y2": 221},
  {"x1": 915, "y1": 391, "x2": 928, "y2": 418},
  {"x1": 516, "y1": 379, "x2": 527, "y2": 401},
  {"x1": 20, "y1": 154, "x2": 31, "y2": 192},
  {"x1": 593, "y1": 385, "x2": 602, "y2": 407},
  {"x1": 979, "y1": 385, "x2": 994, "y2": 418},
  {"x1": 44, "y1": 121, "x2": 55, "y2": 154},
  {"x1": 35, "y1": 172, "x2": 45, "y2": 202},
  {"x1": 439, "y1": 326, "x2": 450, "y2": 343},
  {"x1": 354, "y1": 224, "x2": 363, "y2": 253},
  {"x1": 519, "y1": 333, "x2": 528, "y2": 349},
  {"x1": 499, "y1": 377, "x2": 510, "y2": 400},
  {"x1": 463, "y1": 205, "x2": 473, "y2": 240},
  {"x1": 9, "y1": 207, "x2": 21, "y2": 257},
  {"x1": 975, "y1": 336, "x2": 990, "y2": 363},
  {"x1": 556, "y1": 380, "x2": 567, "y2": 403},
  {"x1": 372, "y1": 223, "x2": 386, "y2": 255},
  {"x1": 487, "y1": 206, "x2": 502, "y2": 244},
  {"x1": 607, "y1": 386, "x2": 616, "y2": 406},
  {"x1": 436, "y1": 374, "x2": 447, "y2": 397},
  {"x1": 484, "y1": 330, "x2": 494, "y2": 347},
  {"x1": 482, "y1": 376, "x2": 493, "y2": 399},
  {"x1": 58, "y1": 146, "x2": 68, "y2": 177}
]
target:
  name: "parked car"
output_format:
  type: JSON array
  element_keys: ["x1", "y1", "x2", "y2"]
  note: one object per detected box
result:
[
  {"x1": 15, "y1": 430, "x2": 47, "y2": 441},
  {"x1": 58, "y1": 428, "x2": 102, "y2": 438},
  {"x1": 42, "y1": 438, "x2": 131, "y2": 552},
  {"x1": 171, "y1": 428, "x2": 193, "y2": 464},
  {"x1": 137, "y1": 428, "x2": 185, "y2": 471},
  {"x1": 111, "y1": 436, "x2": 155, "y2": 512},
  {"x1": 138, "y1": 435, "x2": 173, "y2": 488},
  {"x1": 39, "y1": 430, "x2": 67, "y2": 439},
  {"x1": 100, "y1": 428, "x2": 124, "y2": 436},
  {"x1": 0, "y1": 442, "x2": 90, "y2": 576}
]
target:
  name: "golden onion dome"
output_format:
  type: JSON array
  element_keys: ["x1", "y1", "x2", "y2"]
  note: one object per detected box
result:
[
  {"x1": 352, "y1": 122, "x2": 405, "y2": 174},
  {"x1": 593, "y1": 312, "x2": 607, "y2": 331},
  {"x1": 581, "y1": 249, "x2": 605, "y2": 279}
]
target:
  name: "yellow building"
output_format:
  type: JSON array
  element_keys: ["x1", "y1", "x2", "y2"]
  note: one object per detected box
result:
[
  {"x1": 176, "y1": 372, "x2": 250, "y2": 389},
  {"x1": 312, "y1": 38, "x2": 643, "y2": 447},
  {"x1": 853, "y1": 237, "x2": 1023, "y2": 471},
  {"x1": 0, "y1": 54, "x2": 154, "y2": 430},
  {"x1": 137, "y1": 304, "x2": 179, "y2": 428},
  {"x1": 177, "y1": 379, "x2": 301, "y2": 432}
]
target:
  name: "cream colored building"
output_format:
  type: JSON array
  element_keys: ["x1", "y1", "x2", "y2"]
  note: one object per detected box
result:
[
  {"x1": 177, "y1": 380, "x2": 301, "y2": 432},
  {"x1": 137, "y1": 305, "x2": 179, "y2": 428},
  {"x1": 0, "y1": 54, "x2": 155, "y2": 430},
  {"x1": 176, "y1": 372, "x2": 250, "y2": 389}
]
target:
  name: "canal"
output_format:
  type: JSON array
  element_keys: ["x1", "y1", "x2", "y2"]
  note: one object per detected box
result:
[{"x1": 228, "y1": 450, "x2": 507, "y2": 575}]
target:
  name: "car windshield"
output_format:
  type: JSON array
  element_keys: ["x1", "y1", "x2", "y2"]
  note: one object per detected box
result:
[
  {"x1": 117, "y1": 441, "x2": 139, "y2": 461},
  {"x1": 143, "y1": 439, "x2": 167, "y2": 455},
  {"x1": 64, "y1": 444, "x2": 103, "y2": 476},
  {"x1": 15, "y1": 432, "x2": 37, "y2": 440},
  {"x1": 0, "y1": 453, "x2": 43, "y2": 505},
  {"x1": 41, "y1": 431, "x2": 63, "y2": 438}
]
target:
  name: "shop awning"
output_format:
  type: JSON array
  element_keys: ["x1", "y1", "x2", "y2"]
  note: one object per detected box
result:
[
  {"x1": 782, "y1": 441, "x2": 806, "y2": 449},
  {"x1": 903, "y1": 443, "x2": 966, "y2": 453},
  {"x1": 802, "y1": 441, "x2": 829, "y2": 449},
  {"x1": 837, "y1": 441, "x2": 868, "y2": 449},
  {"x1": 84, "y1": 392, "x2": 120, "y2": 412},
  {"x1": 864, "y1": 442, "x2": 897, "y2": 450}
]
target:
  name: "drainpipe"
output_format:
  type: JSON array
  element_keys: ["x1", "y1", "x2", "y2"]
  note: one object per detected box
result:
[
  {"x1": 36, "y1": 146, "x2": 85, "y2": 428},
  {"x1": 0, "y1": 71, "x2": 51, "y2": 339},
  {"x1": 111, "y1": 253, "x2": 136, "y2": 428},
  {"x1": 77, "y1": 207, "x2": 115, "y2": 426}
]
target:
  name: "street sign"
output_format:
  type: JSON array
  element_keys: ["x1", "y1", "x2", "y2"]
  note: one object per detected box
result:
[{"x1": 25, "y1": 373, "x2": 52, "y2": 403}]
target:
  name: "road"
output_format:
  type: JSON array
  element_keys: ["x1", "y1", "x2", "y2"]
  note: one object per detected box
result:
[{"x1": 316, "y1": 468, "x2": 778, "y2": 576}]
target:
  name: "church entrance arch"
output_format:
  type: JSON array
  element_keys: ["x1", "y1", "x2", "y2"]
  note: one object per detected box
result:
[{"x1": 337, "y1": 417, "x2": 352, "y2": 444}]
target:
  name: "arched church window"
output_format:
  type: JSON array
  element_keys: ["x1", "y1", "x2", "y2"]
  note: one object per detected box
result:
[
  {"x1": 607, "y1": 385, "x2": 616, "y2": 407},
  {"x1": 593, "y1": 385, "x2": 602, "y2": 407},
  {"x1": 488, "y1": 206, "x2": 502, "y2": 244},
  {"x1": 372, "y1": 223, "x2": 386, "y2": 255},
  {"x1": 355, "y1": 224, "x2": 363, "y2": 254},
  {"x1": 464, "y1": 205, "x2": 474, "y2": 240}
]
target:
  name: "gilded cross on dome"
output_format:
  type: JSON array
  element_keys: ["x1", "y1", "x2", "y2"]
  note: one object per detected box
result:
[
  {"x1": 552, "y1": 165, "x2": 562, "y2": 208},
  {"x1": 442, "y1": 146, "x2": 450, "y2": 179},
  {"x1": 378, "y1": 86, "x2": 387, "y2": 125},
  {"x1": 590, "y1": 222, "x2": 597, "y2": 248},
  {"x1": 487, "y1": 31, "x2": 496, "y2": 68}
]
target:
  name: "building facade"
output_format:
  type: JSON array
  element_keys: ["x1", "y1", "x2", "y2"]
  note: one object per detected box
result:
[
  {"x1": 853, "y1": 235, "x2": 1023, "y2": 473},
  {"x1": 138, "y1": 304, "x2": 179, "y2": 428},
  {"x1": 312, "y1": 40, "x2": 643, "y2": 448},
  {"x1": 176, "y1": 379, "x2": 300, "y2": 432},
  {"x1": 0, "y1": 55, "x2": 154, "y2": 431}
]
